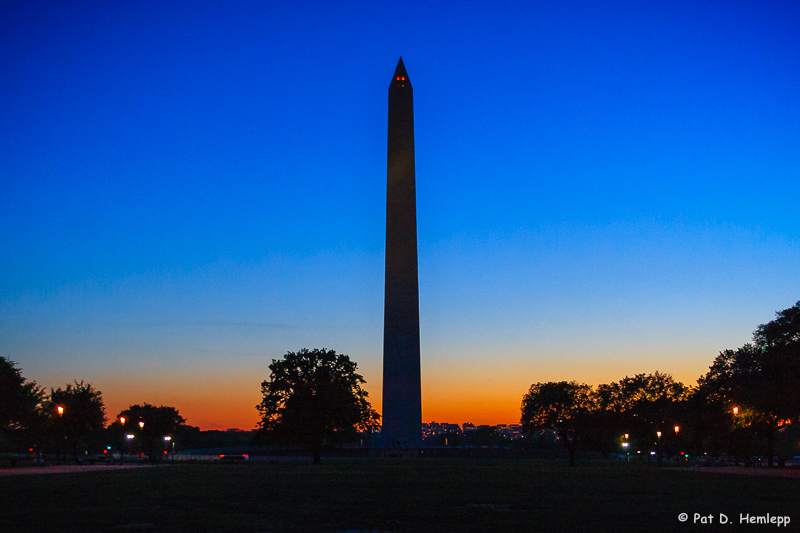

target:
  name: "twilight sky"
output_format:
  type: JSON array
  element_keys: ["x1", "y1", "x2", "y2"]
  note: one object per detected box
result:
[{"x1": 2, "y1": 1, "x2": 799, "y2": 429}]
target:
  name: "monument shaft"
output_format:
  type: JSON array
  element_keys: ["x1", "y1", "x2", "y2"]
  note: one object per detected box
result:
[{"x1": 382, "y1": 58, "x2": 422, "y2": 450}]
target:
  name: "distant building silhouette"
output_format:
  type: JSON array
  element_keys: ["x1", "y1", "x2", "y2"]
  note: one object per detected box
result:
[{"x1": 381, "y1": 57, "x2": 422, "y2": 456}]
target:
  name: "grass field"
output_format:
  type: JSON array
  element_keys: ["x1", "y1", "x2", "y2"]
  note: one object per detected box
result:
[{"x1": 2, "y1": 459, "x2": 798, "y2": 533}]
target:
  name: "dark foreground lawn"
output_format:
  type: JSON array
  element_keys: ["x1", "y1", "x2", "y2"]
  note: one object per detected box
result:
[{"x1": 1, "y1": 459, "x2": 798, "y2": 533}]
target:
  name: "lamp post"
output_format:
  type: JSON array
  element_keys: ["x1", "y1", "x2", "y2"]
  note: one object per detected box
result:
[
  {"x1": 656, "y1": 431, "x2": 662, "y2": 466},
  {"x1": 137, "y1": 421, "x2": 146, "y2": 462},
  {"x1": 674, "y1": 426, "x2": 681, "y2": 467},
  {"x1": 117, "y1": 417, "x2": 127, "y2": 463},
  {"x1": 732, "y1": 406, "x2": 739, "y2": 466},
  {"x1": 125, "y1": 434, "x2": 134, "y2": 464},
  {"x1": 622, "y1": 434, "x2": 630, "y2": 462},
  {"x1": 55, "y1": 405, "x2": 65, "y2": 463}
]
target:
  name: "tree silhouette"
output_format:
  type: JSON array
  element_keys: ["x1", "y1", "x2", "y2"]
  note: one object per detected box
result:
[
  {"x1": 257, "y1": 348, "x2": 380, "y2": 464},
  {"x1": 114, "y1": 404, "x2": 186, "y2": 463},
  {"x1": 696, "y1": 301, "x2": 800, "y2": 466},
  {"x1": 521, "y1": 381, "x2": 594, "y2": 467},
  {"x1": 595, "y1": 372, "x2": 689, "y2": 457},
  {"x1": 48, "y1": 381, "x2": 106, "y2": 461},
  {"x1": 0, "y1": 356, "x2": 46, "y2": 451},
  {"x1": 753, "y1": 301, "x2": 800, "y2": 424}
]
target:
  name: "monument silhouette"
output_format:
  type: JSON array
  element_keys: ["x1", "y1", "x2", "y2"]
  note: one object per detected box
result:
[{"x1": 381, "y1": 57, "x2": 422, "y2": 455}]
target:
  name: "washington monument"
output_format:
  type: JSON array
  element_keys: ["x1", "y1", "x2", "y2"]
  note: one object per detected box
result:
[{"x1": 381, "y1": 57, "x2": 422, "y2": 453}]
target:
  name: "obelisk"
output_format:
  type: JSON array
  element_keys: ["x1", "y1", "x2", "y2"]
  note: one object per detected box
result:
[{"x1": 381, "y1": 57, "x2": 422, "y2": 454}]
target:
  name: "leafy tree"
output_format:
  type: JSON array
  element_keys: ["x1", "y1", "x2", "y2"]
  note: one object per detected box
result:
[
  {"x1": 0, "y1": 356, "x2": 46, "y2": 450},
  {"x1": 696, "y1": 301, "x2": 800, "y2": 466},
  {"x1": 114, "y1": 404, "x2": 186, "y2": 463},
  {"x1": 48, "y1": 381, "x2": 106, "y2": 461},
  {"x1": 753, "y1": 301, "x2": 800, "y2": 420},
  {"x1": 595, "y1": 372, "x2": 690, "y2": 457},
  {"x1": 257, "y1": 348, "x2": 380, "y2": 464},
  {"x1": 520, "y1": 381, "x2": 595, "y2": 467},
  {"x1": 595, "y1": 372, "x2": 689, "y2": 413}
]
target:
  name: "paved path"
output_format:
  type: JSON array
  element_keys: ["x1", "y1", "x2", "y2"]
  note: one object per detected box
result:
[
  {"x1": 682, "y1": 466, "x2": 800, "y2": 478},
  {"x1": 0, "y1": 464, "x2": 156, "y2": 476}
]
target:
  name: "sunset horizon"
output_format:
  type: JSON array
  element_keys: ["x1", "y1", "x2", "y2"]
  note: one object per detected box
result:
[{"x1": 3, "y1": 1, "x2": 798, "y2": 435}]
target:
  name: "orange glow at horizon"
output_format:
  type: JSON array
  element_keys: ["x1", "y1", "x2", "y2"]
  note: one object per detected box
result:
[{"x1": 75, "y1": 350, "x2": 711, "y2": 431}]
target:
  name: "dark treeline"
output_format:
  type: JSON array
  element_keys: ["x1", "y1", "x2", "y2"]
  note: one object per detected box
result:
[
  {"x1": 0, "y1": 362, "x2": 197, "y2": 463},
  {"x1": 521, "y1": 300, "x2": 800, "y2": 467},
  {"x1": 0, "y1": 368, "x2": 259, "y2": 462},
  {"x1": 3, "y1": 301, "x2": 798, "y2": 466}
]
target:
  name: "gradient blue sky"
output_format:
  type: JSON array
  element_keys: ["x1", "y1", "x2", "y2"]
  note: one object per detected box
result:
[{"x1": 2, "y1": 0, "x2": 799, "y2": 429}]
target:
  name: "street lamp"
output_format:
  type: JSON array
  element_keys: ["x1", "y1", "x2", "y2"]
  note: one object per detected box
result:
[
  {"x1": 656, "y1": 431, "x2": 662, "y2": 466},
  {"x1": 57, "y1": 406, "x2": 64, "y2": 416},
  {"x1": 119, "y1": 417, "x2": 126, "y2": 425},
  {"x1": 732, "y1": 406, "x2": 740, "y2": 466},
  {"x1": 164, "y1": 436, "x2": 173, "y2": 461},
  {"x1": 122, "y1": 434, "x2": 134, "y2": 464},
  {"x1": 139, "y1": 421, "x2": 145, "y2": 429}
]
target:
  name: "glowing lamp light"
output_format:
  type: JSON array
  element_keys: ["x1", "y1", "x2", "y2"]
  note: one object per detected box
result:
[
  {"x1": 126, "y1": 434, "x2": 134, "y2": 440},
  {"x1": 139, "y1": 421, "x2": 145, "y2": 429},
  {"x1": 119, "y1": 417, "x2": 126, "y2": 425},
  {"x1": 657, "y1": 431, "x2": 662, "y2": 438},
  {"x1": 624, "y1": 434, "x2": 629, "y2": 439},
  {"x1": 674, "y1": 425, "x2": 680, "y2": 434},
  {"x1": 733, "y1": 406, "x2": 739, "y2": 416},
  {"x1": 164, "y1": 436, "x2": 171, "y2": 441},
  {"x1": 57, "y1": 406, "x2": 64, "y2": 416},
  {"x1": 622, "y1": 442, "x2": 629, "y2": 448}
]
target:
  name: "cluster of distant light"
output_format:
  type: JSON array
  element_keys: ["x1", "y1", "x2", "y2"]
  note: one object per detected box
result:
[{"x1": 422, "y1": 422, "x2": 524, "y2": 441}]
